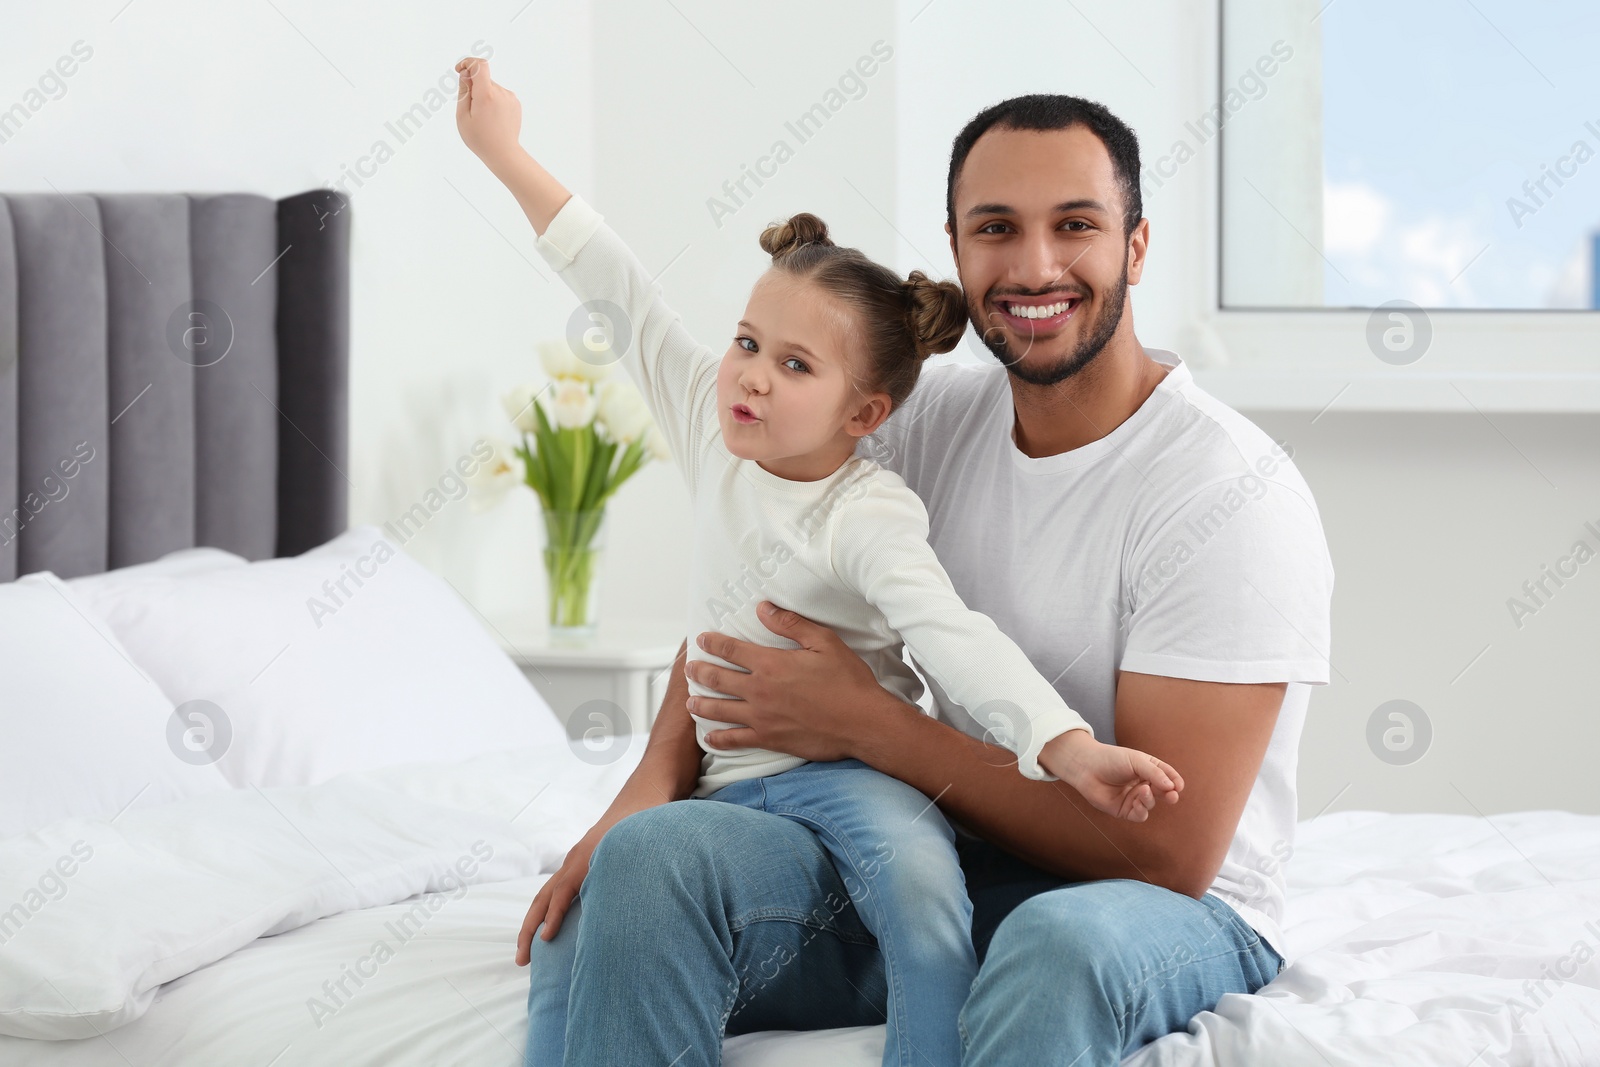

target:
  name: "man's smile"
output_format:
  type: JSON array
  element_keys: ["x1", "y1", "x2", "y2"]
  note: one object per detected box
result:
[{"x1": 994, "y1": 293, "x2": 1083, "y2": 333}]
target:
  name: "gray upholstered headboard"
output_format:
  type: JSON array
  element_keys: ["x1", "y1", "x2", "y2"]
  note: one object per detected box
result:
[{"x1": 0, "y1": 189, "x2": 351, "y2": 582}]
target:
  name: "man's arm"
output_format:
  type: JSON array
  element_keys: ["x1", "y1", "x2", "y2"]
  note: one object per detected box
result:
[
  {"x1": 633, "y1": 639, "x2": 704, "y2": 801},
  {"x1": 516, "y1": 639, "x2": 703, "y2": 958},
  {"x1": 855, "y1": 671, "x2": 1285, "y2": 897},
  {"x1": 686, "y1": 609, "x2": 1284, "y2": 899}
]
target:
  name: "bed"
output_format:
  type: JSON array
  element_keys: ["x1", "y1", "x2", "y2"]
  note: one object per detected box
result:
[
  {"x1": 2, "y1": 734, "x2": 1595, "y2": 1067},
  {"x1": 1, "y1": 191, "x2": 1596, "y2": 1067}
]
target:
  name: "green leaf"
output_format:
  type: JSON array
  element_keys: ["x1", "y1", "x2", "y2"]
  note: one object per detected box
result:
[
  {"x1": 517, "y1": 389, "x2": 662, "y2": 516},
  {"x1": 516, "y1": 438, "x2": 552, "y2": 509},
  {"x1": 518, "y1": 438, "x2": 556, "y2": 511},
  {"x1": 603, "y1": 438, "x2": 648, "y2": 502},
  {"x1": 567, "y1": 426, "x2": 592, "y2": 512},
  {"x1": 537, "y1": 409, "x2": 574, "y2": 510},
  {"x1": 581, "y1": 435, "x2": 616, "y2": 511}
]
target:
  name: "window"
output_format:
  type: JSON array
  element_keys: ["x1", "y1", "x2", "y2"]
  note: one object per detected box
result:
[
  {"x1": 1221, "y1": 0, "x2": 1599, "y2": 310},
  {"x1": 1205, "y1": 0, "x2": 1600, "y2": 410}
]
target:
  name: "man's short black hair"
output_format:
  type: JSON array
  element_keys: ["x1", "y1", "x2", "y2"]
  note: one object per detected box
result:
[{"x1": 946, "y1": 94, "x2": 1143, "y2": 239}]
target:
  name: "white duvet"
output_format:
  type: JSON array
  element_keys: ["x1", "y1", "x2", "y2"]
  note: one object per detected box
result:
[{"x1": 1, "y1": 740, "x2": 1595, "y2": 1066}]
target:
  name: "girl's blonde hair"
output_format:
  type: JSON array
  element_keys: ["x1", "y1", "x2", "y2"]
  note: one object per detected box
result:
[{"x1": 757, "y1": 212, "x2": 967, "y2": 411}]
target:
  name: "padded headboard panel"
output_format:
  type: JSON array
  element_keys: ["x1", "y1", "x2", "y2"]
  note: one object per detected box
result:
[{"x1": 0, "y1": 189, "x2": 350, "y2": 581}]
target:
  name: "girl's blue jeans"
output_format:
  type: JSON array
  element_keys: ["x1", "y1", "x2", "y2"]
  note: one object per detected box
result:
[{"x1": 524, "y1": 757, "x2": 1283, "y2": 1066}]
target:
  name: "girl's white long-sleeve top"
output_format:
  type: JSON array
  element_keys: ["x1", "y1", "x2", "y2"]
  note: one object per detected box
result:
[{"x1": 531, "y1": 192, "x2": 1091, "y2": 797}]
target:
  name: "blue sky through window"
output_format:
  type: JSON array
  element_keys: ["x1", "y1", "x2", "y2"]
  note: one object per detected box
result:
[{"x1": 1321, "y1": 0, "x2": 1599, "y2": 308}]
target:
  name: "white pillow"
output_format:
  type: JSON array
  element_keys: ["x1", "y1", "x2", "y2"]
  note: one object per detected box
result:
[
  {"x1": 66, "y1": 545, "x2": 248, "y2": 605},
  {"x1": 74, "y1": 525, "x2": 568, "y2": 787},
  {"x1": 0, "y1": 573, "x2": 230, "y2": 838},
  {"x1": 0, "y1": 775, "x2": 543, "y2": 1039}
]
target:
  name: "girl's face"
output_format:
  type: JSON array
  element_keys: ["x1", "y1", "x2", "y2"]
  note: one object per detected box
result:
[{"x1": 716, "y1": 270, "x2": 888, "y2": 475}]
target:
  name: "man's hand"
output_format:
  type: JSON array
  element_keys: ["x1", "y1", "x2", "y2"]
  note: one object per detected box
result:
[
  {"x1": 514, "y1": 769, "x2": 676, "y2": 963},
  {"x1": 516, "y1": 823, "x2": 600, "y2": 964},
  {"x1": 687, "y1": 600, "x2": 900, "y2": 762},
  {"x1": 515, "y1": 639, "x2": 701, "y2": 964}
]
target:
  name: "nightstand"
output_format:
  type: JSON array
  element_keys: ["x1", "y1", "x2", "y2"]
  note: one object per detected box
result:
[{"x1": 497, "y1": 625, "x2": 684, "y2": 740}]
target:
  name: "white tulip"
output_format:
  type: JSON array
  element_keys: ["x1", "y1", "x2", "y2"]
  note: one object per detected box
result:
[
  {"x1": 540, "y1": 338, "x2": 612, "y2": 384},
  {"x1": 644, "y1": 425, "x2": 671, "y2": 462},
  {"x1": 537, "y1": 339, "x2": 584, "y2": 381},
  {"x1": 501, "y1": 384, "x2": 543, "y2": 435},
  {"x1": 546, "y1": 379, "x2": 597, "y2": 430},
  {"x1": 596, "y1": 378, "x2": 653, "y2": 444},
  {"x1": 465, "y1": 436, "x2": 526, "y2": 513}
]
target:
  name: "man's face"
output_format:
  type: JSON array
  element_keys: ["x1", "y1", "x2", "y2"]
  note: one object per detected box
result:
[{"x1": 947, "y1": 124, "x2": 1148, "y2": 386}]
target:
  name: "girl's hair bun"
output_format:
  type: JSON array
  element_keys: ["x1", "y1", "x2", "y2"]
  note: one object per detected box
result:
[
  {"x1": 903, "y1": 270, "x2": 968, "y2": 360},
  {"x1": 759, "y1": 213, "x2": 834, "y2": 259}
]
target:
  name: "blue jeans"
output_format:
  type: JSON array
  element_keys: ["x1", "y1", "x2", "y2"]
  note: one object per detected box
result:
[
  {"x1": 524, "y1": 758, "x2": 1284, "y2": 1066},
  {"x1": 709, "y1": 758, "x2": 973, "y2": 1066},
  {"x1": 952, "y1": 833, "x2": 1285, "y2": 1063}
]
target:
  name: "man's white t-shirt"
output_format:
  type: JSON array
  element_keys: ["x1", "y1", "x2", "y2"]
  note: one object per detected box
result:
[{"x1": 856, "y1": 353, "x2": 1334, "y2": 957}]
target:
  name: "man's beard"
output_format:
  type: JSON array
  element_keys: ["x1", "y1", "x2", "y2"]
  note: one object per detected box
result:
[{"x1": 973, "y1": 254, "x2": 1130, "y2": 387}]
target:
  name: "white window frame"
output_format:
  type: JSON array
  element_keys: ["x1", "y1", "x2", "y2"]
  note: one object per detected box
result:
[{"x1": 1191, "y1": 0, "x2": 1600, "y2": 413}]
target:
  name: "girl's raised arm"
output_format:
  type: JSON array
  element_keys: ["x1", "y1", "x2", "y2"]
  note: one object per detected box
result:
[
  {"x1": 455, "y1": 58, "x2": 570, "y2": 233},
  {"x1": 455, "y1": 58, "x2": 721, "y2": 493}
]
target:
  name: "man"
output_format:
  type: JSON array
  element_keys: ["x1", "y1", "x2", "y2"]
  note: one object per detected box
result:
[{"x1": 520, "y1": 93, "x2": 1332, "y2": 1066}]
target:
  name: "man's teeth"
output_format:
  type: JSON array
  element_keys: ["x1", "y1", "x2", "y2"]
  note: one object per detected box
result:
[{"x1": 1005, "y1": 300, "x2": 1074, "y2": 319}]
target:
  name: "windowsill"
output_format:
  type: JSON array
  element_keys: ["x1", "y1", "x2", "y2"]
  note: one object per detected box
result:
[
  {"x1": 1193, "y1": 366, "x2": 1600, "y2": 413},
  {"x1": 1187, "y1": 310, "x2": 1600, "y2": 412}
]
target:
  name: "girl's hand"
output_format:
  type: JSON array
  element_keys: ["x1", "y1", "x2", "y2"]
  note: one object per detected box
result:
[
  {"x1": 1037, "y1": 729, "x2": 1184, "y2": 822},
  {"x1": 455, "y1": 57, "x2": 524, "y2": 170}
]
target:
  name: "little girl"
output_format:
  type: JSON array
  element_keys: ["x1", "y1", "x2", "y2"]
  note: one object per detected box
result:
[{"x1": 457, "y1": 60, "x2": 1182, "y2": 1067}]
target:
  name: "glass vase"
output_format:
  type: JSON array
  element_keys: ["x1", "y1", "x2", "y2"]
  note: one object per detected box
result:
[{"x1": 541, "y1": 507, "x2": 606, "y2": 644}]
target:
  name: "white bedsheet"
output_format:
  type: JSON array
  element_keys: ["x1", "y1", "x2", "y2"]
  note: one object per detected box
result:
[
  {"x1": 1125, "y1": 810, "x2": 1600, "y2": 1066},
  {"x1": 2, "y1": 741, "x2": 1595, "y2": 1066}
]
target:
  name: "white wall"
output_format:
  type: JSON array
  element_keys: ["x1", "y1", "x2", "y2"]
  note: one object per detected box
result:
[
  {"x1": 3, "y1": 0, "x2": 1592, "y2": 815},
  {"x1": 1248, "y1": 410, "x2": 1600, "y2": 818}
]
